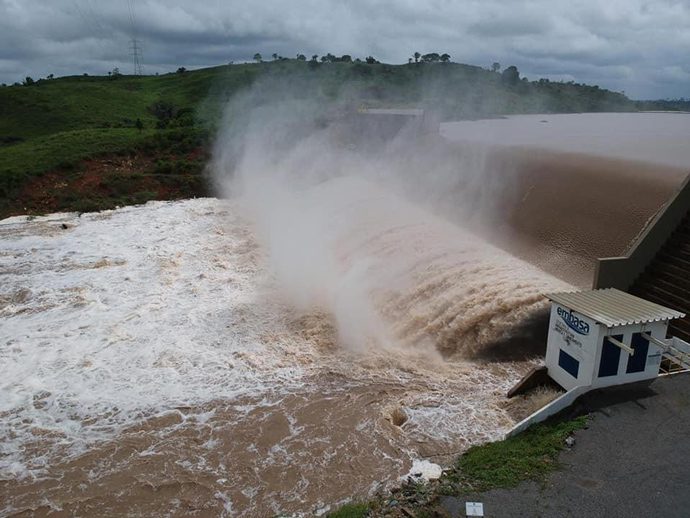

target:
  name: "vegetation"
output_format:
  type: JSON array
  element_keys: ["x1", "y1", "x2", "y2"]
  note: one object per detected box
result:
[
  {"x1": 636, "y1": 98, "x2": 690, "y2": 111},
  {"x1": 326, "y1": 503, "x2": 371, "y2": 518},
  {"x1": 326, "y1": 415, "x2": 588, "y2": 517},
  {"x1": 441, "y1": 415, "x2": 588, "y2": 492},
  {"x1": 0, "y1": 54, "x2": 681, "y2": 218},
  {"x1": 0, "y1": 65, "x2": 248, "y2": 217}
]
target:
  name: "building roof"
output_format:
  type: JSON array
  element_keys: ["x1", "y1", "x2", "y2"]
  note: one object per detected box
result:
[
  {"x1": 358, "y1": 108, "x2": 424, "y2": 117},
  {"x1": 547, "y1": 288, "x2": 686, "y2": 328}
]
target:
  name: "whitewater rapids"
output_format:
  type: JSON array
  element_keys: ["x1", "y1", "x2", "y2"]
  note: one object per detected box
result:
[{"x1": 1, "y1": 195, "x2": 568, "y2": 516}]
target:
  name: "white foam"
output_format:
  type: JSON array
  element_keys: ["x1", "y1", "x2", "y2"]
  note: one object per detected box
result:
[
  {"x1": 0, "y1": 199, "x2": 320, "y2": 479},
  {"x1": 403, "y1": 459, "x2": 443, "y2": 481}
]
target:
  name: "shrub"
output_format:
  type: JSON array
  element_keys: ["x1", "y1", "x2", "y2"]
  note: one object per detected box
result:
[
  {"x1": 155, "y1": 160, "x2": 173, "y2": 174},
  {"x1": 101, "y1": 173, "x2": 144, "y2": 196},
  {"x1": 72, "y1": 197, "x2": 106, "y2": 213}
]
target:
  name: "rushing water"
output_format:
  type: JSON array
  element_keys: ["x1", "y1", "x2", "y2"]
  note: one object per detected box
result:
[{"x1": 0, "y1": 192, "x2": 568, "y2": 516}]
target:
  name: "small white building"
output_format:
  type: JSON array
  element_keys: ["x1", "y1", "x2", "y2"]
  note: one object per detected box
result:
[{"x1": 545, "y1": 288, "x2": 686, "y2": 391}]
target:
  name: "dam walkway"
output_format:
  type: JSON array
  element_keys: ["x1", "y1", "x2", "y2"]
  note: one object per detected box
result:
[{"x1": 441, "y1": 372, "x2": 690, "y2": 518}]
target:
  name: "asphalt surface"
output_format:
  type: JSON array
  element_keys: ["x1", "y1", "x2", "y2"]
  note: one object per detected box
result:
[{"x1": 441, "y1": 372, "x2": 690, "y2": 518}]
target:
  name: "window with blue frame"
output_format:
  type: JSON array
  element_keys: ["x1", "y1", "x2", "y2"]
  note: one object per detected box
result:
[{"x1": 558, "y1": 349, "x2": 580, "y2": 379}]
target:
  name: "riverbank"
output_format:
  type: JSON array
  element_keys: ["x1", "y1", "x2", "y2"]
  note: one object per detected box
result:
[{"x1": 332, "y1": 371, "x2": 690, "y2": 518}]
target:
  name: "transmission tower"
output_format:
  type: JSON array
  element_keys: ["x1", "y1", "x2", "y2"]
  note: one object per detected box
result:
[
  {"x1": 127, "y1": 0, "x2": 143, "y2": 75},
  {"x1": 129, "y1": 38, "x2": 143, "y2": 75}
]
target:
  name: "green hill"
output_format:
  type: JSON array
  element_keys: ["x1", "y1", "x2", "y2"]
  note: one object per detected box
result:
[{"x1": 0, "y1": 60, "x2": 642, "y2": 218}]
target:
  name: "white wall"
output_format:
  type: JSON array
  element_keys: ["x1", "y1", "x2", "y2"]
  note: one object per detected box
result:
[{"x1": 545, "y1": 304, "x2": 599, "y2": 390}]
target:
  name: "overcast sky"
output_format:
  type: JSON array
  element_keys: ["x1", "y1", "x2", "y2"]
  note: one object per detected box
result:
[{"x1": 1, "y1": 0, "x2": 689, "y2": 99}]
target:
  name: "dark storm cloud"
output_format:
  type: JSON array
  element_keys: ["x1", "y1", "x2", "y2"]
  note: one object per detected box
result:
[{"x1": 1, "y1": 0, "x2": 689, "y2": 98}]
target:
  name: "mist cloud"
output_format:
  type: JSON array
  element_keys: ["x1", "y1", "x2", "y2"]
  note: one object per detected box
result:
[{"x1": 1, "y1": 0, "x2": 689, "y2": 98}]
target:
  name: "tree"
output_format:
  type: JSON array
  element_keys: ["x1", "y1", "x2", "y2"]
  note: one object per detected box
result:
[
  {"x1": 272, "y1": 53, "x2": 278, "y2": 60},
  {"x1": 311, "y1": 54, "x2": 318, "y2": 61},
  {"x1": 176, "y1": 67, "x2": 187, "y2": 74},
  {"x1": 408, "y1": 57, "x2": 413, "y2": 64},
  {"x1": 491, "y1": 62, "x2": 501, "y2": 73},
  {"x1": 340, "y1": 54, "x2": 352, "y2": 63},
  {"x1": 23, "y1": 76, "x2": 35, "y2": 86},
  {"x1": 440, "y1": 53, "x2": 450, "y2": 62},
  {"x1": 501, "y1": 65, "x2": 520, "y2": 86},
  {"x1": 365, "y1": 56, "x2": 378, "y2": 64},
  {"x1": 253, "y1": 53, "x2": 262, "y2": 62},
  {"x1": 421, "y1": 52, "x2": 440, "y2": 62},
  {"x1": 135, "y1": 118, "x2": 144, "y2": 133},
  {"x1": 296, "y1": 54, "x2": 306, "y2": 61},
  {"x1": 413, "y1": 51, "x2": 420, "y2": 63},
  {"x1": 47, "y1": 73, "x2": 54, "y2": 80}
]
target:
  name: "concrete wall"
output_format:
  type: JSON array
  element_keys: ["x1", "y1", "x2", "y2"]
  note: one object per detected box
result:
[
  {"x1": 505, "y1": 385, "x2": 590, "y2": 438},
  {"x1": 594, "y1": 173, "x2": 690, "y2": 290},
  {"x1": 345, "y1": 109, "x2": 439, "y2": 145}
]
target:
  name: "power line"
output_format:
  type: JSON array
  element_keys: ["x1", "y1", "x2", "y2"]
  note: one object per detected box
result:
[{"x1": 127, "y1": 0, "x2": 137, "y2": 36}]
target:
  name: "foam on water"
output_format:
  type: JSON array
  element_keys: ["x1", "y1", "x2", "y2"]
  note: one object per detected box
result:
[
  {"x1": 0, "y1": 199, "x2": 316, "y2": 479},
  {"x1": 403, "y1": 459, "x2": 443, "y2": 481}
]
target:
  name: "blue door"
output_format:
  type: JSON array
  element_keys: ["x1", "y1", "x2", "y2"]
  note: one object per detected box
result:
[
  {"x1": 626, "y1": 333, "x2": 650, "y2": 373},
  {"x1": 598, "y1": 334, "x2": 623, "y2": 377}
]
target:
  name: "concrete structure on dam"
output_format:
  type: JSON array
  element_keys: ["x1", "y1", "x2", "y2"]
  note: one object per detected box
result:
[{"x1": 595, "y1": 175, "x2": 690, "y2": 343}]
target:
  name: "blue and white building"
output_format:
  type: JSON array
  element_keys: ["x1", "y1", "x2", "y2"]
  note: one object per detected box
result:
[{"x1": 546, "y1": 288, "x2": 687, "y2": 391}]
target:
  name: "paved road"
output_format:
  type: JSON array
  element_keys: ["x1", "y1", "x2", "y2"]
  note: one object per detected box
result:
[{"x1": 441, "y1": 372, "x2": 690, "y2": 518}]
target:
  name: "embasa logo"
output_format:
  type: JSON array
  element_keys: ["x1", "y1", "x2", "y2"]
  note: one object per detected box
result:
[{"x1": 557, "y1": 306, "x2": 590, "y2": 335}]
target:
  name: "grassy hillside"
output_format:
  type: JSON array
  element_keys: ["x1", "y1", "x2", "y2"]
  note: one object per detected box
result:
[{"x1": 0, "y1": 59, "x2": 642, "y2": 217}]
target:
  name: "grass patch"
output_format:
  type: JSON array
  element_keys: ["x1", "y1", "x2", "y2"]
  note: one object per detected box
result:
[
  {"x1": 0, "y1": 125, "x2": 211, "y2": 218},
  {"x1": 0, "y1": 128, "x2": 151, "y2": 195},
  {"x1": 442, "y1": 415, "x2": 588, "y2": 493},
  {"x1": 326, "y1": 502, "x2": 370, "y2": 518}
]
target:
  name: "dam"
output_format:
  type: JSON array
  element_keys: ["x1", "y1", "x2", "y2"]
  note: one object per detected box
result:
[{"x1": 2, "y1": 111, "x2": 690, "y2": 516}]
